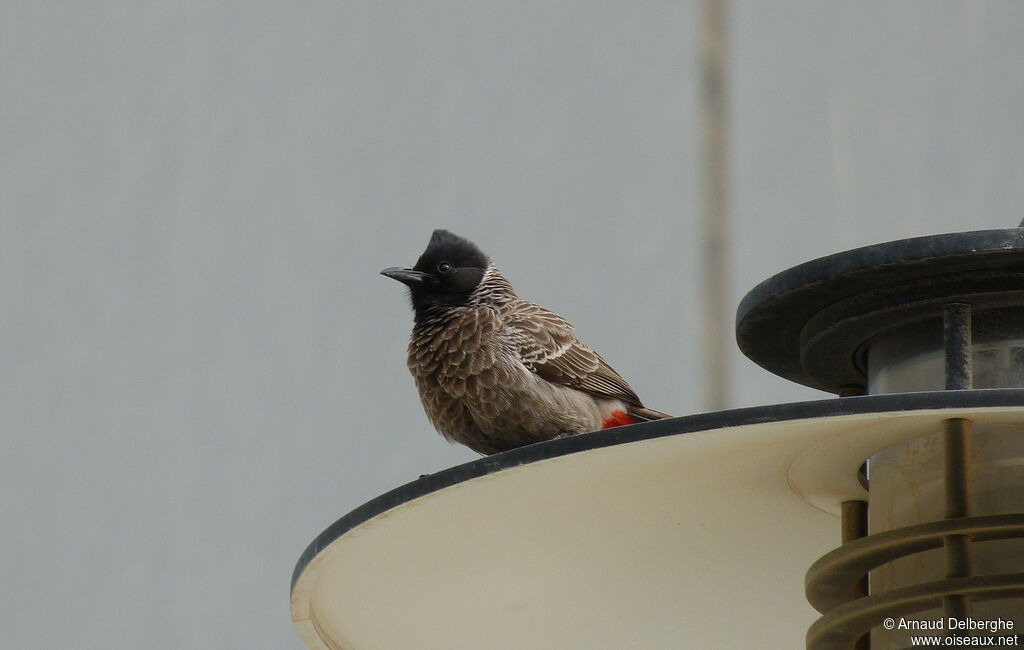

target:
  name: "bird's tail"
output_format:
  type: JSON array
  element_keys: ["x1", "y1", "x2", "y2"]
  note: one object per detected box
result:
[{"x1": 627, "y1": 406, "x2": 671, "y2": 422}]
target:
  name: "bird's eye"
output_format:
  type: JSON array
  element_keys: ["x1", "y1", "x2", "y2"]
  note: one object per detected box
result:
[{"x1": 437, "y1": 262, "x2": 453, "y2": 274}]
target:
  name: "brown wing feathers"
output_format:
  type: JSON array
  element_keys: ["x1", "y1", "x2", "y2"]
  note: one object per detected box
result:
[{"x1": 506, "y1": 302, "x2": 644, "y2": 407}]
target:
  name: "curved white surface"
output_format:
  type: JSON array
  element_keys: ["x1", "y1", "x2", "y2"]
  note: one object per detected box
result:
[{"x1": 292, "y1": 403, "x2": 1024, "y2": 650}]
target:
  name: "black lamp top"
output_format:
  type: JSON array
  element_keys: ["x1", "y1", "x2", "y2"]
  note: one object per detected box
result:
[{"x1": 736, "y1": 228, "x2": 1024, "y2": 394}]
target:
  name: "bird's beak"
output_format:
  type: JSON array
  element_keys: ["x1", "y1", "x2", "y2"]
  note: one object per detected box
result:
[{"x1": 380, "y1": 267, "x2": 430, "y2": 286}]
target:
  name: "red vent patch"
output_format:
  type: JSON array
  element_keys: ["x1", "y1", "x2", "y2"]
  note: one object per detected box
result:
[{"x1": 602, "y1": 410, "x2": 635, "y2": 429}]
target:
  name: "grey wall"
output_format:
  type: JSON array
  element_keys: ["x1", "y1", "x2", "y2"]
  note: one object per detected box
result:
[{"x1": 3, "y1": 2, "x2": 1023, "y2": 648}]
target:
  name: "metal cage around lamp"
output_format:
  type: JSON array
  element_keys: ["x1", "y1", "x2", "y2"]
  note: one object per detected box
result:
[{"x1": 738, "y1": 228, "x2": 1024, "y2": 649}]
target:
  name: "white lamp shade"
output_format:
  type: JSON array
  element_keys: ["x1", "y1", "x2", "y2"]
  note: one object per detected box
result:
[{"x1": 291, "y1": 391, "x2": 1024, "y2": 650}]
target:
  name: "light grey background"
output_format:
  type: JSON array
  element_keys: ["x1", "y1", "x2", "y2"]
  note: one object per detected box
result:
[{"x1": 3, "y1": 2, "x2": 1023, "y2": 648}]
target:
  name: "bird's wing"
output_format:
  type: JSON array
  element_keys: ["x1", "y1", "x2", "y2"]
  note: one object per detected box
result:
[{"x1": 503, "y1": 302, "x2": 643, "y2": 407}]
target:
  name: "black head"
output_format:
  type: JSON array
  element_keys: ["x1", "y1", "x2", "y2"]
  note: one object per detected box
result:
[{"x1": 381, "y1": 229, "x2": 490, "y2": 311}]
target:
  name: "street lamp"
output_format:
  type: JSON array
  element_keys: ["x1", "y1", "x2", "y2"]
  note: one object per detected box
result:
[{"x1": 292, "y1": 228, "x2": 1024, "y2": 649}]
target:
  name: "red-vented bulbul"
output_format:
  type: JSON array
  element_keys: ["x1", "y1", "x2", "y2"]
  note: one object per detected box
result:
[{"x1": 382, "y1": 229, "x2": 669, "y2": 454}]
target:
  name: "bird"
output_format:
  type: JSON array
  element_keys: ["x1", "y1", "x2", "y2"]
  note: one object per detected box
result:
[{"x1": 381, "y1": 229, "x2": 670, "y2": 455}]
